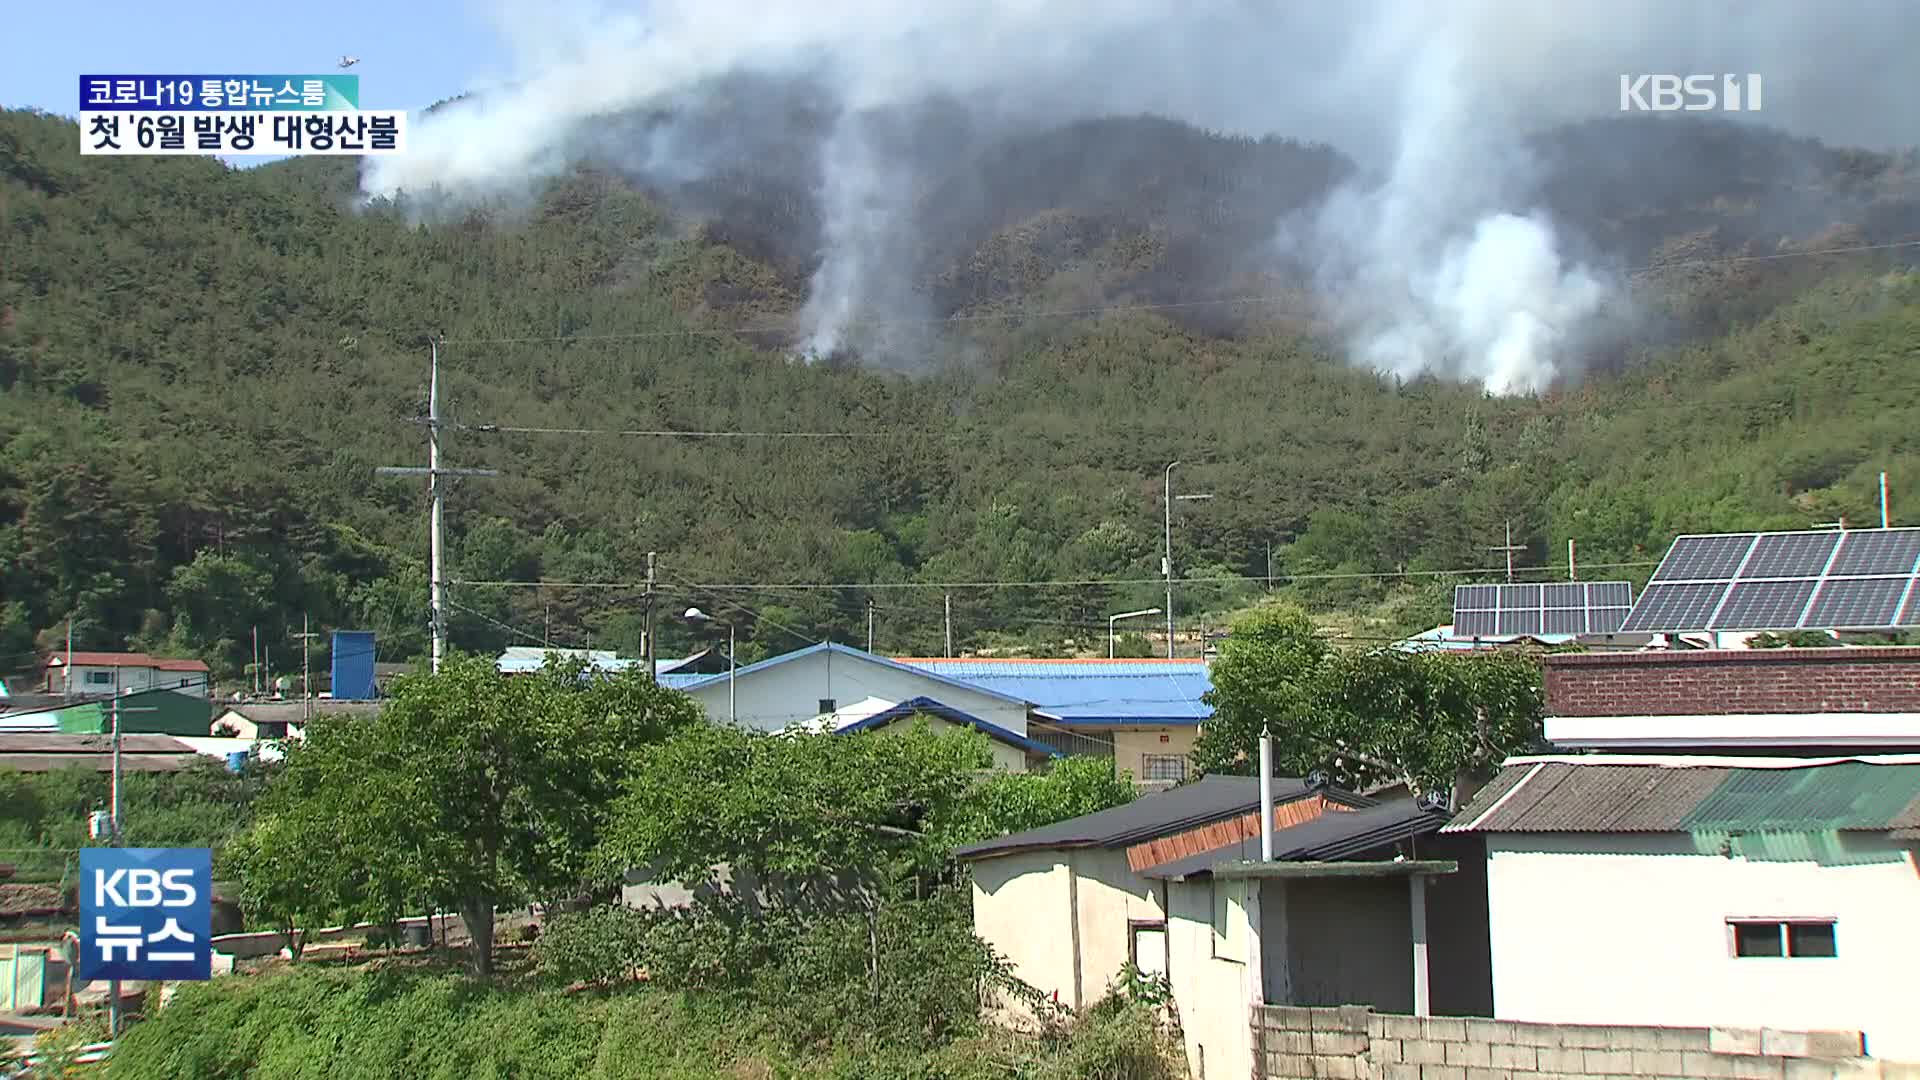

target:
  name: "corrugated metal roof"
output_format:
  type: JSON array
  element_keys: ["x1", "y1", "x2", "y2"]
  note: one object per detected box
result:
[
  {"x1": 1449, "y1": 760, "x2": 1920, "y2": 834},
  {"x1": 894, "y1": 658, "x2": 1212, "y2": 724},
  {"x1": 1678, "y1": 763, "x2": 1920, "y2": 832}
]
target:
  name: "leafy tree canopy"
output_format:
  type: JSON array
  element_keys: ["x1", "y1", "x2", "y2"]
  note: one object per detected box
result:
[{"x1": 1194, "y1": 603, "x2": 1546, "y2": 798}]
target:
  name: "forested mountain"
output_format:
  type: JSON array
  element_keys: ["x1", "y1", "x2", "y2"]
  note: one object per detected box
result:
[{"x1": 3, "y1": 105, "x2": 1917, "y2": 681}]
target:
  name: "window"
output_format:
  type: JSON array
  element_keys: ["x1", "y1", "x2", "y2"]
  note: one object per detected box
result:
[
  {"x1": 1730, "y1": 919, "x2": 1836, "y2": 958},
  {"x1": 1129, "y1": 920, "x2": 1168, "y2": 978},
  {"x1": 1143, "y1": 754, "x2": 1188, "y2": 782},
  {"x1": 86, "y1": 671, "x2": 115, "y2": 686},
  {"x1": 817, "y1": 699, "x2": 836, "y2": 714}
]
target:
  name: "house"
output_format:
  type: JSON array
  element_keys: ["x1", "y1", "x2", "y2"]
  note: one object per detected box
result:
[
  {"x1": 0, "y1": 687, "x2": 212, "y2": 738},
  {"x1": 673, "y1": 642, "x2": 1036, "y2": 733},
  {"x1": 956, "y1": 774, "x2": 1480, "y2": 1079},
  {"x1": 213, "y1": 699, "x2": 381, "y2": 740},
  {"x1": 896, "y1": 658, "x2": 1214, "y2": 783},
  {"x1": 805, "y1": 695, "x2": 1058, "y2": 771},
  {"x1": 495, "y1": 646, "x2": 642, "y2": 676},
  {"x1": 1445, "y1": 753, "x2": 1920, "y2": 1060},
  {"x1": 1438, "y1": 644, "x2": 1920, "y2": 1060},
  {"x1": 0, "y1": 732, "x2": 200, "y2": 773},
  {"x1": 42, "y1": 651, "x2": 210, "y2": 699}
]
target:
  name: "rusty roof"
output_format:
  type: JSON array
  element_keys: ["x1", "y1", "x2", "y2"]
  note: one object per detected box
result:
[{"x1": 1447, "y1": 760, "x2": 1920, "y2": 834}]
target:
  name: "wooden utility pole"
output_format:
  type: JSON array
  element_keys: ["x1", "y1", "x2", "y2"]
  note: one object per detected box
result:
[
  {"x1": 643, "y1": 551, "x2": 657, "y2": 684},
  {"x1": 294, "y1": 615, "x2": 319, "y2": 726},
  {"x1": 1489, "y1": 520, "x2": 1526, "y2": 582}
]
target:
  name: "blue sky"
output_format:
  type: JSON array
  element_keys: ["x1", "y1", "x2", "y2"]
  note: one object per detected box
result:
[{"x1": 2, "y1": 0, "x2": 509, "y2": 116}]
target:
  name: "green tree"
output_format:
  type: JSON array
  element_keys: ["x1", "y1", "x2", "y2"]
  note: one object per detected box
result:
[
  {"x1": 1191, "y1": 604, "x2": 1331, "y2": 776},
  {"x1": 237, "y1": 653, "x2": 701, "y2": 974},
  {"x1": 596, "y1": 719, "x2": 991, "y2": 894},
  {"x1": 1198, "y1": 608, "x2": 1546, "y2": 799}
]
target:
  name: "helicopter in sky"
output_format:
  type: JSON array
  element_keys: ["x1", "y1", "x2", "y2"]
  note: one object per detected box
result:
[{"x1": 338, "y1": 55, "x2": 359, "y2": 69}]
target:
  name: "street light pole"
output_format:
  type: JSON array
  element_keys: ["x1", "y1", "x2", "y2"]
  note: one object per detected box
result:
[
  {"x1": 1109, "y1": 607, "x2": 1163, "y2": 659},
  {"x1": 1164, "y1": 462, "x2": 1178, "y2": 659},
  {"x1": 1161, "y1": 461, "x2": 1212, "y2": 660},
  {"x1": 684, "y1": 608, "x2": 736, "y2": 724}
]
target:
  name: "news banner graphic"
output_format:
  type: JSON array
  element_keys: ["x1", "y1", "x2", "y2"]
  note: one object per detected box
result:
[
  {"x1": 78, "y1": 74, "x2": 406, "y2": 156},
  {"x1": 79, "y1": 847, "x2": 213, "y2": 982}
]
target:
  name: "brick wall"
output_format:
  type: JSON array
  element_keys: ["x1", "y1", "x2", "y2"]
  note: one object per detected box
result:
[
  {"x1": 1249, "y1": 1005, "x2": 1917, "y2": 1080},
  {"x1": 1544, "y1": 648, "x2": 1920, "y2": 717}
]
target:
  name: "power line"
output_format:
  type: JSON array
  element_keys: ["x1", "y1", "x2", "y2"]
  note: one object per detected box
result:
[
  {"x1": 456, "y1": 422, "x2": 898, "y2": 440},
  {"x1": 431, "y1": 239, "x2": 1920, "y2": 348},
  {"x1": 453, "y1": 559, "x2": 1661, "y2": 593}
]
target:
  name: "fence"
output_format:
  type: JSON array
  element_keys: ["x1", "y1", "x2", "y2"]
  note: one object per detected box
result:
[{"x1": 1252, "y1": 1005, "x2": 1920, "y2": 1080}]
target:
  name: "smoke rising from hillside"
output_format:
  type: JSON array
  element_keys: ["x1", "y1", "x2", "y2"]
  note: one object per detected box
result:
[{"x1": 365, "y1": 0, "x2": 1918, "y2": 391}]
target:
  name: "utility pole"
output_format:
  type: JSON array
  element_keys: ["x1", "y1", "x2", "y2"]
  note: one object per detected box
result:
[
  {"x1": 1568, "y1": 539, "x2": 1577, "y2": 581},
  {"x1": 1266, "y1": 541, "x2": 1274, "y2": 591},
  {"x1": 944, "y1": 593, "x2": 953, "y2": 658},
  {"x1": 251, "y1": 626, "x2": 260, "y2": 695},
  {"x1": 1882, "y1": 472, "x2": 1891, "y2": 528},
  {"x1": 105, "y1": 681, "x2": 154, "y2": 1042},
  {"x1": 866, "y1": 597, "x2": 876, "y2": 654},
  {"x1": 1489, "y1": 520, "x2": 1526, "y2": 582},
  {"x1": 643, "y1": 552, "x2": 657, "y2": 684},
  {"x1": 64, "y1": 618, "x2": 74, "y2": 698},
  {"x1": 294, "y1": 616, "x2": 318, "y2": 727},
  {"x1": 1162, "y1": 461, "x2": 1213, "y2": 659},
  {"x1": 374, "y1": 334, "x2": 501, "y2": 673}
]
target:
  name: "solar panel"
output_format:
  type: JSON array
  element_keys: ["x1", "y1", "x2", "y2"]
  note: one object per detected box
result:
[
  {"x1": 1805, "y1": 577, "x2": 1907, "y2": 628},
  {"x1": 1829, "y1": 530, "x2": 1920, "y2": 576},
  {"x1": 1622, "y1": 527, "x2": 1920, "y2": 632},
  {"x1": 1651, "y1": 534, "x2": 1756, "y2": 581},
  {"x1": 1710, "y1": 580, "x2": 1819, "y2": 630},
  {"x1": 1620, "y1": 582, "x2": 1729, "y2": 632},
  {"x1": 1452, "y1": 581, "x2": 1639, "y2": 637},
  {"x1": 1742, "y1": 532, "x2": 1840, "y2": 579}
]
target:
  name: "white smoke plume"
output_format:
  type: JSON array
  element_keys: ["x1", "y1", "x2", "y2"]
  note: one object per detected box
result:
[{"x1": 366, "y1": 0, "x2": 1919, "y2": 391}]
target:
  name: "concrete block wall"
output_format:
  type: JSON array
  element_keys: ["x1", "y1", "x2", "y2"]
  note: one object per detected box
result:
[
  {"x1": 1251, "y1": 1006, "x2": 1920, "y2": 1080},
  {"x1": 1542, "y1": 648, "x2": 1920, "y2": 717}
]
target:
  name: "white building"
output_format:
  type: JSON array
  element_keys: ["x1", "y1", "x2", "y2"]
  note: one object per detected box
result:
[
  {"x1": 42, "y1": 651, "x2": 210, "y2": 698},
  {"x1": 1443, "y1": 645, "x2": 1920, "y2": 1061},
  {"x1": 674, "y1": 643, "x2": 1055, "y2": 771},
  {"x1": 1446, "y1": 753, "x2": 1920, "y2": 1060}
]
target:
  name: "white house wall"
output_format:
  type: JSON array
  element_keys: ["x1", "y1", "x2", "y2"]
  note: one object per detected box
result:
[
  {"x1": 1486, "y1": 831, "x2": 1920, "y2": 1060},
  {"x1": 683, "y1": 650, "x2": 1029, "y2": 736},
  {"x1": 57, "y1": 665, "x2": 208, "y2": 699},
  {"x1": 972, "y1": 851, "x2": 1079, "y2": 1018},
  {"x1": 1167, "y1": 876, "x2": 1259, "y2": 1080}
]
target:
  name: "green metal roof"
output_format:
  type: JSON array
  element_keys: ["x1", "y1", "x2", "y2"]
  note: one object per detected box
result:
[{"x1": 1677, "y1": 763, "x2": 1920, "y2": 833}]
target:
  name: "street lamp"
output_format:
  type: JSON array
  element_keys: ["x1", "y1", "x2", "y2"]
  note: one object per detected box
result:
[
  {"x1": 1163, "y1": 461, "x2": 1214, "y2": 659},
  {"x1": 1109, "y1": 607, "x2": 1162, "y2": 659},
  {"x1": 683, "y1": 607, "x2": 735, "y2": 724}
]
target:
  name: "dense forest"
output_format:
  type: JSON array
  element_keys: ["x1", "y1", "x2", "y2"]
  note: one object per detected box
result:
[{"x1": 3, "y1": 104, "x2": 1918, "y2": 683}]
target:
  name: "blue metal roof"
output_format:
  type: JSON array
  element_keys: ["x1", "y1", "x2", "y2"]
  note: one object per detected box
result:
[
  {"x1": 675, "y1": 642, "x2": 1033, "y2": 707},
  {"x1": 895, "y1": 659, "x2": 1212, "y2": 725},
  {"x1": 656, "y1": 672, "x2": 711, "y2": 691},
  {"x1": 839, "y1": 696, "x2": 1060, "y2": 759}
]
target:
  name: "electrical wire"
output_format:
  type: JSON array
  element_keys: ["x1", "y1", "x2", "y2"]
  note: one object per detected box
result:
[
  {"x1": 431, "y1": 239, "x2": 1920, "y2": 348},
  {"x1": 454, "y1": 559, "x2": 1660, "y2": 592}
]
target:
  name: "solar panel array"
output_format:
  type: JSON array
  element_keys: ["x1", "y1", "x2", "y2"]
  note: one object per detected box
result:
[
  {"x1": 1620, "y1": 528, "x2": 1920, "y2": 633},
  {"x1": 1453, "y1": 582, "x2": 1636, "y2": 637}
]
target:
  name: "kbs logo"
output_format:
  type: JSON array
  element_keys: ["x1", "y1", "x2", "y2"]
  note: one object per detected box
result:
[
  {"x1": 1619, "y1": 74, "x2": 1763, "y2": 112},
  {"x1": 79, "y1": 848, "x2": 213, "y2": 982}
]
